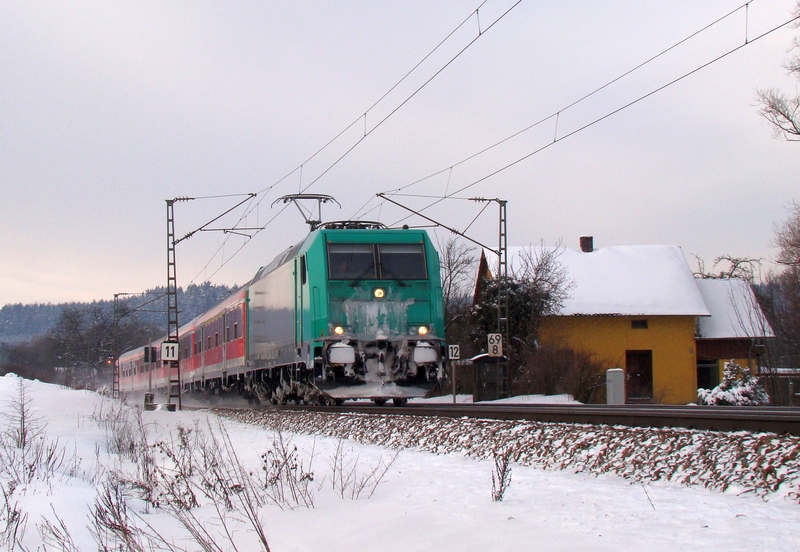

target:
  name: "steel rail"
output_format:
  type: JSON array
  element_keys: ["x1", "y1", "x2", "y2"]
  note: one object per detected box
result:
[{"x1": 213, "y1": 402, "x2": 800, "y2": 435}]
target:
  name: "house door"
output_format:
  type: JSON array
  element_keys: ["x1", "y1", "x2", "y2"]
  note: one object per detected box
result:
[{"x1": 626, "y1": 350, "x2": 653, "y2": 403}]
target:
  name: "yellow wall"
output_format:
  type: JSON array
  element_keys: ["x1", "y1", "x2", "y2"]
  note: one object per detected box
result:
[{"x1": 539, "y1": 315, "x2": 698, "y2": 404}]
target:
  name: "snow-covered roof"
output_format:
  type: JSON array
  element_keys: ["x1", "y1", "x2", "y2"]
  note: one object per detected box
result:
[
  {"x1": 483, "y1": 244, "x2": 710, "y2": 316},
  {"x1": 694, "y1": 278, "x2": 774, "y2": 339}
]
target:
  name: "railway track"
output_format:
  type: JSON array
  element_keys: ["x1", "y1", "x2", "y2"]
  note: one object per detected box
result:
[{"x1": 203, "y1": 401, "x2": 800, "y2": 435}]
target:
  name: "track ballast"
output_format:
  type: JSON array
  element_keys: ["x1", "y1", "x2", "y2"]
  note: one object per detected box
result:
[{"x1": 198, "y1": 401, "x2": 800, "y2": 435}]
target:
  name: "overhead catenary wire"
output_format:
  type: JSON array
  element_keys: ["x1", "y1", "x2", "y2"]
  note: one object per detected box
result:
[
  {"x1": 187, "y1": 0, "x2": 523, "y2": 285},
  {"x1": 368, "y1": 5, "x2": 798, "y2": 229},
  {"x1": 191, "y1": 2, "x2": 795, "y2": 285},
  {"x1": 445, "y1": 12, "x2": 799, "y2": 200},
  {"x1": 354, "y1": 0, "x2": 760, "y2": 222},
  {"x1": 247, "y1": 0, "x2": 517, "y2": 204}
]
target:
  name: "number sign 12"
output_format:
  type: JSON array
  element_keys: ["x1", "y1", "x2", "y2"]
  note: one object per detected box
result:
[{"x1": 448, "y1": 345, "x2": 460, "y2": 360}]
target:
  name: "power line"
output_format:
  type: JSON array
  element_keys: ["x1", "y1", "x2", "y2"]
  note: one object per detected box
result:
[
  {"x1": 360, "y1": 1, "x2": 756, "y2": 222},
  {"x1": 252, "y1": 0, "x2": 518, "y2": 199},
  {"x1": 446, "y1": 12, "x2": 799, "y2": 200},
  {"x1": 370, "y1": 5, "x2": 798, "y2": 228},
  {"x1": 190, "y1": 2, "x2": 795, "y2": 282},
  {"x1": 188, "y1": 0, "x2": 524, "y2": 283}
]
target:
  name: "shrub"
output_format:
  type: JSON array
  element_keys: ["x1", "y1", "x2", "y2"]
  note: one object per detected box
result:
[
  {"x1": 514, "y1": 345, "x2": 607, "y2": 403},
  {"x1": 697, "y1": 360, "x2": 770, "y2": 406}
]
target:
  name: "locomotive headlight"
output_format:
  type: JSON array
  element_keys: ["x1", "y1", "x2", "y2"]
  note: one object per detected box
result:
[
  {"x1": 373, "y1": 287, "x2": 386, "y2": 299},
  {"x1": 334, "y1": 326, "x2": 345, "y2": 335},
  {"x1": 408, "y1": 325, "x2": 432, "y2": 336}
]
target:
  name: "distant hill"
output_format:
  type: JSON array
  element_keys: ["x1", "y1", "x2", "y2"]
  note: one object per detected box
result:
[{"x1": 0, "y1": 282, "x2": 235, "y2": 344}]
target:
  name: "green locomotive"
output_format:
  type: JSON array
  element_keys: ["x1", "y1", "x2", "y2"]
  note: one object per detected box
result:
[{"x1": 243, "y1": 221, "x2": 445, "y2": 405}]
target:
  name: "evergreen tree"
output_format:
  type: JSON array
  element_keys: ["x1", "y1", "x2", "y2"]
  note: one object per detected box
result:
[{"x1": 697, "y1": 360, "x2": 770, "y2": 406}]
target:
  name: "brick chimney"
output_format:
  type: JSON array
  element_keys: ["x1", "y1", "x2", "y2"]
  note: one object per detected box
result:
[{"x1": 580, "y1": 235, "x2": 593, "y2": 253}]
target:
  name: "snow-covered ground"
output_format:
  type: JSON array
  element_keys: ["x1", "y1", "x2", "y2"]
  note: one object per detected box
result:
[
  {"x1": 414, "y1": 393, "x2": 580, "y2": 404},
  {"x1": 0, "y1": 374, "x2": 798, "y2": 551}
]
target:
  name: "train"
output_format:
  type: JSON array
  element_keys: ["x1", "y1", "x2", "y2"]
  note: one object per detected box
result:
[{"x1": 118, "y1": 221, "x2": 446, "y2": 406}]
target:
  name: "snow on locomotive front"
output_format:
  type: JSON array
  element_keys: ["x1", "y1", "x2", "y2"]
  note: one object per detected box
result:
[{"x1": 310, "y1": 224, "x2": 445, "y2": 401}]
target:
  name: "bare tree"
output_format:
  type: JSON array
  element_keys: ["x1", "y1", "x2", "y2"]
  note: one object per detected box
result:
[
  {"x1": 753, "y1": 203, "x2": 800, "y2": 402},
  {"x1": 472, "y1": 244, "x2": 571, "y2": 350},
  {"x1": 693, "y1": 254, "x2": 762, "y2": 282},
  {"x1": 774, "y1": 202, "x2": 800, "y2": 266},
  {"x1": 757, "y1": 2, "x2": 800, "y2": 140},
  {"x1": 437, "y1": 237, "x2": 477, "y2": 331},
  {"x1": 471, "y1": 243, "x2": 575, "y2": 396},
  {"x1": 758, "y1": 89, "x2": 800, "y2": 141},
  {"x1": 436, "y1": 237, "x2": 478, "y2": 395}
]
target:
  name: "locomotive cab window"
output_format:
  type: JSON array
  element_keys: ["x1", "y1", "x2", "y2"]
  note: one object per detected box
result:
[
  {"x1": 378, "y1": 244, "x2": 427, "y2": 280},
  {"x1": 328, "y1": 243, "x2": 427, "y2": 281},
  {"x1": 328, "y1": 244, "x2": 376, "y2": 280}
]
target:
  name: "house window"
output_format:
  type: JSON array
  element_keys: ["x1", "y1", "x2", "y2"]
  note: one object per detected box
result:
[{"x1": 631, "y1": 319, "x2": 648, "y2": 329}]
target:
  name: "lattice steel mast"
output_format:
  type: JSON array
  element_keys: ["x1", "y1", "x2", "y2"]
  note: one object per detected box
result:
[
  {"x1": 497, "y1": 199, "x2": 509, "y2": 397},
  {"x1": 166, "y1": 197, "x2": 193, "y2": 409}
]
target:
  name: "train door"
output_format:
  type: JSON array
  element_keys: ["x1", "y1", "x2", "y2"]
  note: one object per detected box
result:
[
  {"x1": 222, "y1": 313, "x2": 228, "y2": 373},
  {"x1": 295, "y1": 256, "x2": 305, "y2": 354},
  {"x1": 313, "y1": 286, "x2": 321, "y2": 338},
  {"x1": 200, "y1": 325, "x2": 205, "y2": 369}
]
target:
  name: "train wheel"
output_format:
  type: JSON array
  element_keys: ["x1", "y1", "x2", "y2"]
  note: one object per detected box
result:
[
  {"x1": 304, "y1": 391, "x2": 322, "y2": 405},
  {"x1": 272, "y1": 388, "x2": 286, "y2": 405},
  {"x1": 392, "y1": 398, "x2": 408, "y2": 407},
  {"x1": 372, "y1": 398, "x2": 387, "y2": 406},
  {"x1": 334, "y1": 398, "x2": 345, "y2": 406}
]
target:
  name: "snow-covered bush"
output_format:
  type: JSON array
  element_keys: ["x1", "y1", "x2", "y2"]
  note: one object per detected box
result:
[{"x1": 697, "y1": 360, "x2": 770, "y2": 406}]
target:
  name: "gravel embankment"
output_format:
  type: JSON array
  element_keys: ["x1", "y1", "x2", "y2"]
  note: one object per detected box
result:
[{"x1": 212, "y1": 408, "x2": 800, "y2": 502}]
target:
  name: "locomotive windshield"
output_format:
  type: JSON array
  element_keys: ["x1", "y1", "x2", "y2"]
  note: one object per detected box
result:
[
  {"x1": 327, "y1": 243, "x2": 427, "y2": 280},
  {"x1": 378, "y1": 243, "x2": 427, "y2": 279},
  {"x1": 328, "y1": 244, "x2": 376, "y2": 280}
]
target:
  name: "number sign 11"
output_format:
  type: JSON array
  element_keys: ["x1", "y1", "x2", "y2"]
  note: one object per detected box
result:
[{"x1": 161, "y1": 341, "x2": 179, "y2": 362}]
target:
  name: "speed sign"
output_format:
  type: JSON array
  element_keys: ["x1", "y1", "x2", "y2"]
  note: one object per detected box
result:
[{"x1": 487, "y1": 333, "x2": 503, "y2": 357}]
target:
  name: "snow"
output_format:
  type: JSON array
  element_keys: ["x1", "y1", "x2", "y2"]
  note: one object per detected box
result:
[
  {"x1": 484, "y1": 245, "x2": 710, "y2": 316},
  {"x1": 1, "y1": 375, "x2": 799, "y2": 550},
  {"x1": 695, "y1": 278, "x2": 774, "y2": 339},
  {"x1": 414, "y1": 393, "x2": 580, "y2": 404}
]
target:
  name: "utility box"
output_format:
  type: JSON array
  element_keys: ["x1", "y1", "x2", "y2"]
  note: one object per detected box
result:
[
  {"x1": 473, "y1": 353, "x2": 509, "y2": 402},
  {"x1": 606, "y1": 368, "x2": 625, "y2": 405}
]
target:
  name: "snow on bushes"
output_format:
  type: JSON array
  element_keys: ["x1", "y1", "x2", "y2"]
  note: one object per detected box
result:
[
  {"x1": 697, "y1": 359, "x2": 770, "y2": 406},
  {"x1": 215, "y1": 408, "x2": 800, "y2": 502}
]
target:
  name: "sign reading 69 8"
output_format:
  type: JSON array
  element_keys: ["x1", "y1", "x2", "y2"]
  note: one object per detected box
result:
[{"x1": 487, "y1": 333, "x2": 503, "y2": 357}]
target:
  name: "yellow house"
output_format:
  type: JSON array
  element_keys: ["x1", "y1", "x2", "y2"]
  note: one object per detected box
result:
[{"x1": 482, "y1": 237, "x2": 713, "y2": 404}]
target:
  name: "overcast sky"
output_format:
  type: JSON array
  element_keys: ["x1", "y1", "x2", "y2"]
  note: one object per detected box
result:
[{"x1": 2, "y1": 0, "x2": 799, "y2": 306}]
